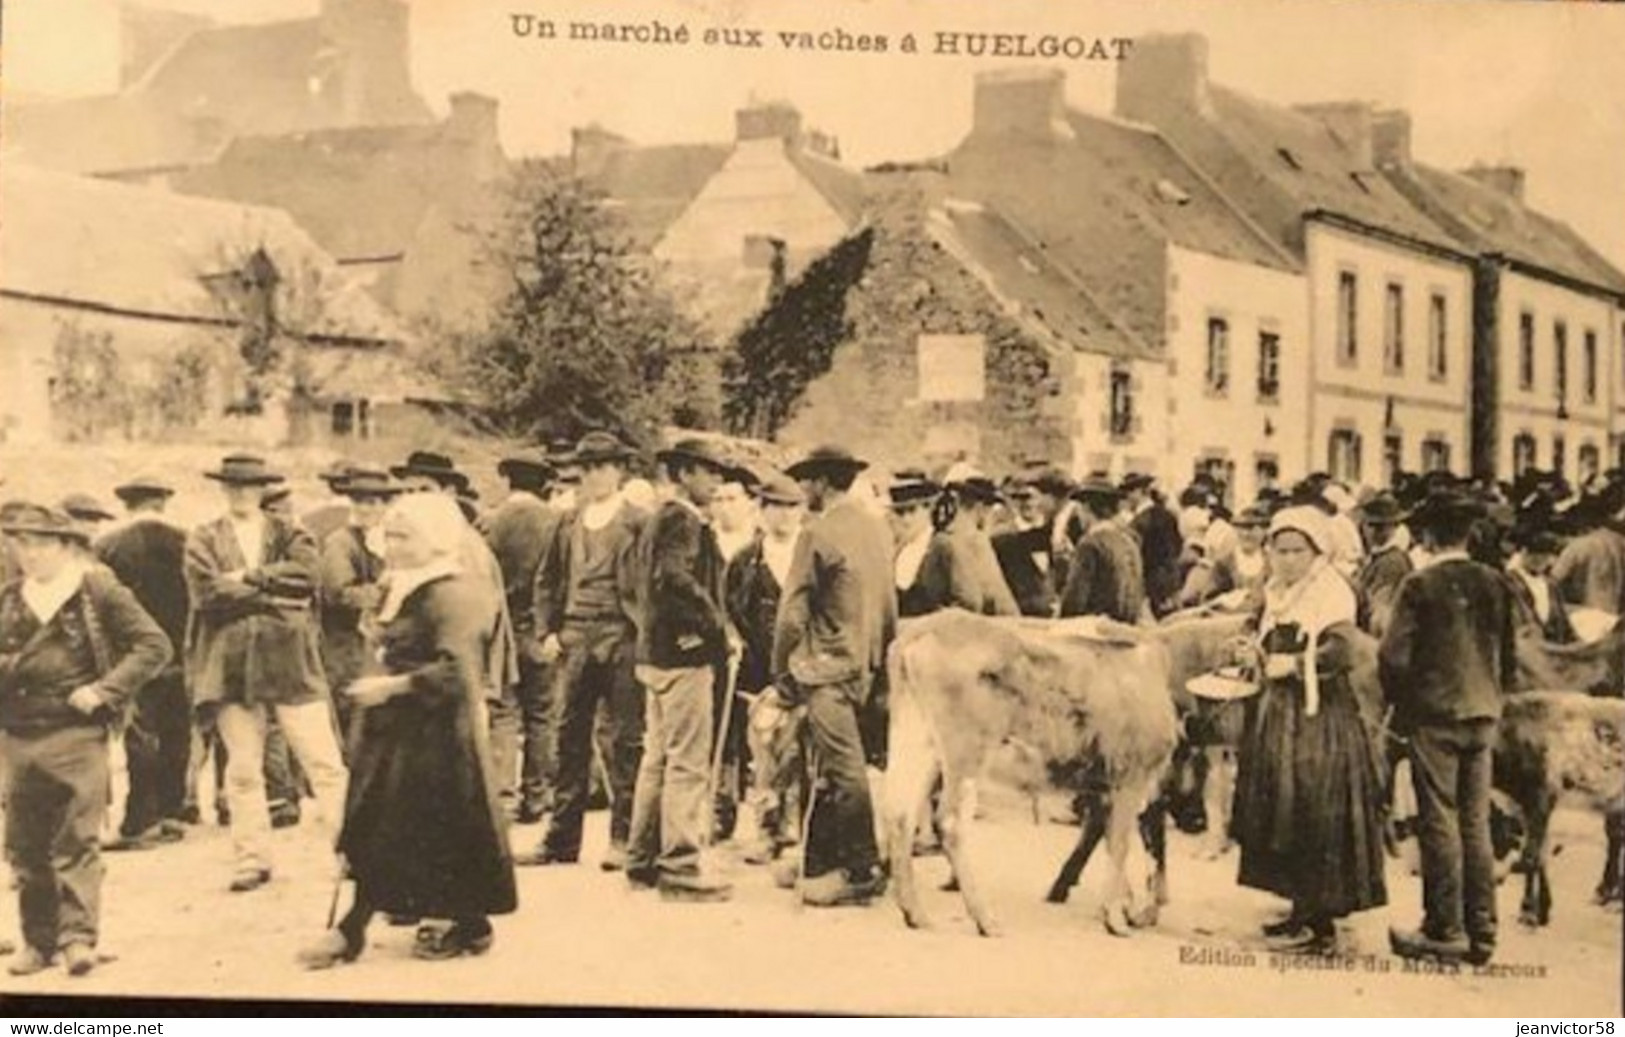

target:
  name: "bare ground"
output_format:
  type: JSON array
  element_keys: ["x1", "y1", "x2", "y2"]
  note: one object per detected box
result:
[{"x1": 0, "y1": 789, "x2": 1617, "y2": 1016}]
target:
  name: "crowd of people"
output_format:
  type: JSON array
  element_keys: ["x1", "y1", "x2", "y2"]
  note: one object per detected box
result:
[{"x1": 0, "y1": 429, "x2": 1622, "y2": 979}]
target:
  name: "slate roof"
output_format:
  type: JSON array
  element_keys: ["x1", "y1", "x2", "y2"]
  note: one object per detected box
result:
[
  {"x1": 929, "y1": 201, "x2": 1152, "y2": 362},
  {"x1": 1385, "y1": 164, "x2": 1625, "y2": 297},
  {"x1": 786, "y1": 147, "x2": 865, "y2": 225},
  {"x1": 582, "y1": 143, "x2": 732, "y2": 248},
  {"x1": 2, "y1": 94, "x2": 213, "y2": 175},
  {"x1": 0, "y1": 164, "x2": 407, "y2": 345},
  {"x1": 174, "y1": 121, "x2": 500, "y2": 260},
  {"x1": 1205, "y1": 87, "x2": 1462, "y2": 252},
  {"x1": 949, "y1": 108, "x2": 1297, "y2": 350}
]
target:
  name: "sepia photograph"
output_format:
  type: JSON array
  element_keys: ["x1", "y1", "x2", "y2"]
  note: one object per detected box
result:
[{"x1": 0, "y1": 0, "x2": 1622, "y2": 1017}]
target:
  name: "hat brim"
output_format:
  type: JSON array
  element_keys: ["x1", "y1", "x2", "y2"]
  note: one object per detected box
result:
[
  {"x1": 204, "y1": 472, "x2": 284, "y2": 485},
  {"x1": 654, "y1": 449, "x2": 744, "y2": 479},
  {"x1": 575, "y1": 450, "x2": 634, "y2": 466},
  {"x1": 785, "y1": 458, "x2": 869, "y2": 481},
  {"x1": 114, "y1": 485, "x2": 174, "y2": 500},
  {"x1": 2, "y1": 523, "x2": 90, "y2": 545}
]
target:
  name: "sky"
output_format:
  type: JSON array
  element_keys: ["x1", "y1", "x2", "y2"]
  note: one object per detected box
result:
[{"x1": 7, "y1": 0, "x2": 1625, "y2": 269}]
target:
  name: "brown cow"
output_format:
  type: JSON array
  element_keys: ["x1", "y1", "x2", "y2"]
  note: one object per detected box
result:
[
  {"x1": 1493, "y1": 691, "x2": 1625, "y2": 926},
  {"x1": 883, "y1": 610, "x2": 1178, "y2": 936},
  {"x1": 1514, "y1": 622, "x2": 1625, "y2": 696}
]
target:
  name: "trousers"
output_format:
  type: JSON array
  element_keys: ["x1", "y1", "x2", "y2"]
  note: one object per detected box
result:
[
  {"x1": 628, "y1": 665, "x2": 714, "y2": 877},
  {"x1": 1408, "y1": 719, "x2": 1498, "y2": 945},
  {"x1": 119, "y1": 670, "x2": 191, "y2": 836},
  {"x1": 216, "y1": 700, "x2": 347, "y2": 871},
  {"x1": 542, "y1": 621, "x2": 643, "y2": 859},
  {"x1": 802, "y1": 681, "x2": 880, "y2": 881},
  {"x1": 1, "y1": 726, "x2": 110, "y2": 953}
]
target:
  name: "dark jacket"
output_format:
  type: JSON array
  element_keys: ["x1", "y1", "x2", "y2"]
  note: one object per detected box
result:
[
  {"x1": 773, "y1": 495, "x2": 896, "y2": 693},
  {"x1": 531, "y1": 500, "x2": 643, "y2": 638},
  {"x1": 905, "y1": 527, "x2": 1018, "y2": 618},
  {"x1": 1552, "y1": 522, "x2": 1625, "y2": 615},
  {"x1": 1132, "y1": 503, "x2": 1184, "y2": 616},
  {"x1": 0, "y1": 568, "x2": 172, "y2": 733},
  {"x1": 636, "y1": 498, "x2": 727, "y2": 670},
  {"x1": 725, "y1": 533, "x2": 787, "y2": 695},
  {"x1": 478, "y1": 493, "x2": 563, "y2": 638},
  {"x1": 1379, "y1": 557, "x2": 1518, "y2": 731},
  {"x1": 1355, "y1": 543, "x2": 1413, "y2": 637},
  {"x1": 992, "y1": 523, "x2": 1059, "y2": 617},
  {"x1": 339, "y1": 572, "x2": 516, "y2": 918},
  {"x1": 1507, "y1": 568, "x2": 1577, "y2": 645},
  {"x1": 96, "y1": 517, "x2": 189, "y2": 654},
  {"x1": 1060, "y1": 523, "x2": 1146, "y2": 623},
  {"x1": 317, "y1": 525, "x2": 387, "y2": 692},
  {"x1": 183, "y1": 515, "x2": 327, "y2": 708}
]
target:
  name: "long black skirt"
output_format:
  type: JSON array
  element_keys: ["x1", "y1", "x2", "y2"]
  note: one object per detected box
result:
[
  {"x1": 338, "y1": 693, "x2": 518, "y2": 920},
  {"x1": 1233, "y1": 671, "x2": 1387, "y2": 919}
]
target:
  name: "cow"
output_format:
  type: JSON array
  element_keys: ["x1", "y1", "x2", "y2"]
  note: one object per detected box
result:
[
  {"x1": 1514, "y1": 622, "x2": 1625, "y2": 696},
  {"x1": 882, "y1": 609, "x2": 1179, "y2": 937},
  {"x1": 1492, "y1": 691, "x2": 1625, "y2": 926}
]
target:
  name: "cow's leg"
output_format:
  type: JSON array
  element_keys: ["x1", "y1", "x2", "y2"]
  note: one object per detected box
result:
[
  {"x1": 1517, "y1": 793, "x2": 1556, "y2": 927},
  {"x1": 883, "y1": 685, "x2": 940, "y2": 931},
  {"x1": 1135, "y1": 792, "x2": 1169, "y2": 921},
  {"x1": 1046, "y1": 790, "x2": 1106, "y2": 904},
  {"x1": 938, "y1": 768, "x2": 1000, "y2": 937},
  {"x1": 1594, "y1": 811, "x2": 1623, "y2": 906},
  {"x1": 1101, "y1": 787, "x2": 1142, "y2": 938}
]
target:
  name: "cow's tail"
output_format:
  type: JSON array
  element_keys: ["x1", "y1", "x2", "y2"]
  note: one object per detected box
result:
[{"x1": 884, "y1": 636, "x2": 942, "y2": 929}]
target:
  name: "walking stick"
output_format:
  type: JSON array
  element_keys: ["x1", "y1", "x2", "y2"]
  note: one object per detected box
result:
[{"x1": 701, "y1": 651, "x2": 742, "y2": 848}]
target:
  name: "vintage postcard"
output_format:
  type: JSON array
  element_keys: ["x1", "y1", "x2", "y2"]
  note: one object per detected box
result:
[{"x1": 0, "y1": 0, "x2": 1622, "y2": 1018}]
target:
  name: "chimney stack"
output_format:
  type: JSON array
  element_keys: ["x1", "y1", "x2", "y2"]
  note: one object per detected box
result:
[
  {"x1": 1298, "y1": 102, "x2": 1374, "y2": 172},
  {"x1": 447, "y1": 92, "x2": 503, "y2": 181},
  {"x1": 973, "y1": 68, "x2": 1074, "y2": 142},
  {"x1": 1371, "y1": 109, "x2": 1412, "y2": 170},
  {"x1": 1114, "y1": 34, "x2": 1212, "y2": 124},
  {"x1": 1461, "y1": 164, "x2": 1526, "y2": 202},
  {"x1": 571, "y1": 124, "x2": 630, "y2": 178},
  {"x1": 736, "y1": 102, "x2": 803, "y2": 145}
]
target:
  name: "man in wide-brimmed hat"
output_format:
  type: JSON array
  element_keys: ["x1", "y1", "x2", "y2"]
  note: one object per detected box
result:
[
  {"x1": 300, "y1": 461, "x2": 361, "y2": 544},
  {"x1": 1505, "y1": 523, "x2": 1576, "y2": 644},
  {"x1": 520, "y1": 431, "x2": 648, "y2": 871},
  {"x1": 0, "y1": 503, "x2": 171, "y2": 976},
  {"x1": 992, "y1": 463, "x2": 1074, "y2": 617},
  {"x1": 1352, "y1": 492, "x2": 1412, "y2": 637},
  {"x1": 390, "y1": 450, "x2": 471, "y2": 496},
  {"x1": 725, "y1": 471, "x2": 805, "y2": 861},
  {"x1": 1551, "y1": 470, "x2": 1625, "y2": 620},
  {"x1": 315, "y1": 467, "x2": 402, "y2": 757},
  {"x1": 98, "y1": 475, "x2": 193, "y2": 850},
  {"x1": 1120, "y1": 471, "x2": 1181, "y2": 618},
  {"x1": 475, "y1": 448, "x2": 563, "y2": 823},
  {"x1": 887, "y1": 470, "x2": 942, "y2": 619},
  {"x1": 184, "y1": 455, "x2": 347, "y2": 893},
  {"x1": 1060, "y1": 475, "x2": 1146, "y2": 623},
  {"x1": 624, "y1": 438, "x2": 744, "y2": 901},
  {"x1": 770, "y1": 444, "x2": 895, "y2": 906},
  {"x1": 1381, "y1": 487, "x2": 1518, "y2": 967}
]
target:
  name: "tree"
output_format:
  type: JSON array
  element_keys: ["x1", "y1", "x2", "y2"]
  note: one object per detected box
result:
[
  {"x1": 49, "y1": 322, "x2": 132, "y2": 442},
  {"x1": 442, "y1": 161, "x2": 718, "y2": 447}
]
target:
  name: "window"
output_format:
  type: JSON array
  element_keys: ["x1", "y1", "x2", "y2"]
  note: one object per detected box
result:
[
  {"x1": 1336, "y1": 271, "x2": 1358, "y2": 366},
  {"x1": 1427, "y1": 293, "x2": 1448, "y2": 382},
  {"x1": 1583, "y1": 330, "x2": 1598, "y2": 404},
  {"x1": 1257, "y1": 329, "x2": 1281, "y2": 401},
  {"x1": 916, "y1": 334, "x2": 986, "y2": 402},
  {"x1": 1255, "y1": 455, "x2": 1280, "y2": 493},
  {"x1": 1329, "y1": 428, "x2": 1363, "y2": 484},
  {"x1": 330, "y1": 399, "x2": 372, "y2": 439},
  {"x1": 1421, "y1": 437, "x2": 1451, "y2": 474},
  {"x1": 1512, "y1": 433, "x2": 1537, "y2": 476},
  {"x1": 1555, "y1": 320, "x2": 1569, "y2": 409},
  {"x1": 1109, "y1": 367, "x2": 1135, "y2": 441},
  {"x1": 1518, "y1": 311, "x2": 1535, "y2": 391},
  {"x1": 1553, "y1": 433, "x2": 1567, "y2": 476},
  {"x1": 1205, "y1": 317, "x2": 1230, "y2": 394},
  {"x1": 1579, "y1": 443, "x2": 1601, "y2": 482},
  {"x1": 1383, "y1": 282, "x2": 1405, "y2": 374},
  {"x1": 1382, "y1": 432, "x2": 1403, "y2": 487}
]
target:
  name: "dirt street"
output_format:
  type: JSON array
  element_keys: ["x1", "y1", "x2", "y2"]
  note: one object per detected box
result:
[{"x1": 0, "y1": 789, "x2": 1618, "y2": 1016}]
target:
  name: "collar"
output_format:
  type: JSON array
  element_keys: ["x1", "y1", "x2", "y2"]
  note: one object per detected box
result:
[
  {"x1": 1424, "y1": 548, "x2": 1472, "y2": 569},
  {"x1": 21, "y1": 560, "x2": 90, "y2": 627}
]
